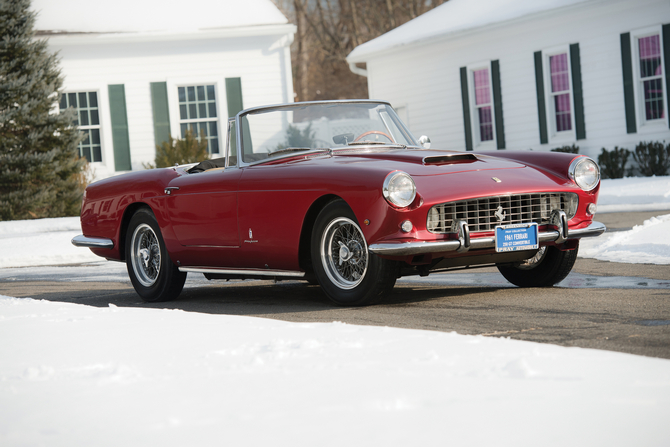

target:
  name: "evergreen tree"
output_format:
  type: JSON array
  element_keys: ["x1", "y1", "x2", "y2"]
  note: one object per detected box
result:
[{"x1": 0, "y1": 0, "x2": 85, "y2": 220}]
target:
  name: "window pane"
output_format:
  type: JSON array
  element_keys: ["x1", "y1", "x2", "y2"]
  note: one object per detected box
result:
[
  {"x1": 79, "y1": 110, "x2": 89, "y2": 126},
  {"x1": 207, "y1": 85, "x2": 216, "y2": 100},
  {"x1": 82, "y1": 147, "x2": 92, "y2": 162},
  {"x1": 178, "y1": 87, "x2": 186, "y2": 102},
  {"x1": 180, "y1": 123, "x2": 187, "y2": 137},
  {"x1": 478, "y1": 106, "x2": 493, "y2": 141},
  {"x1": 197, "y1": 85, "x2": 205, "y2": 101},
  {"x1": 209, "y1": 121, "x2": 218, "y2": 137},
  {"x1": 187, "y1": 87, "x2": 195, "y2": 102},
  {"x1": 554, "y1": 93, "x2": 572, "y2": 131},
  {"x1": 59, "y1": 94, "x2": 67, "y2": 110},
  {"x1": 90, "y1": 109, "x2": 99, "y2": 125},
  {"x1": 92, "y1": 146, "x2": 102, "y2": 163},
  {"x1": 639, "y1": 35, "x2": 662, "y2": 78},
  {"x1": 473, "y1": 69, "x2": 490, "y2": 105},
  {"x1": 644, "y1": 78, "x2": 664, "y2": 120},
  {"x1": 68, "y1": 93, "x2": 77, "y2": 107},
  {"x1": 78, "y1": 92, "x2": 88, "y2": 108},
  {"x1": 179, "y1": 104, "x2": 187, "y2": 120},
  {"x1": 550, "y1": 53, "x2": 569, "y2": 93},
  {"x1": 209, "y1": 102, "x2": 217, "y2": 118},
  {"x1": 91, "y1": 128, "x2": 100, "y2": 145},
  {"x1": 188, "y1": 104, "x2": 197, "y2": 119},
  {"x1": 198, "y1": 103, "x2": 206, "y2": 119},
  {"x1": 210, "y1": 137, "x2": 219, "y2": 154},
  {"x1": 89, "y1": 92, "x2": 98, "y2": 108}
]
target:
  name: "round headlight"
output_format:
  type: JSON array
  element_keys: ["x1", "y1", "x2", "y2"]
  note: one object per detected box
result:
[
  {"x1": 383, "y1": 171, "x2": 416, "y2": 208},
  {"x1": 569, "y1": 157, "x2": 600, "y2": 191}
]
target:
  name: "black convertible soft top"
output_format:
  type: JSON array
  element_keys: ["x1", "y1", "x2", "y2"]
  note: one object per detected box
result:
[{"x1": 188, "y1": 157, "x2": 226, "y2": 173}]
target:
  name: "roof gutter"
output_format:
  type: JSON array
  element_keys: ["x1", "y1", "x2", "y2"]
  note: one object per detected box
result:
[{"x1": 348, "y1": 62, "x2": 367, "y2": 77}]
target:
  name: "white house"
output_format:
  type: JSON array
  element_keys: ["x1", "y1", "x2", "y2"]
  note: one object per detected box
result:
[
  {"x1": 32, "y1": 0, "x2": 295, "y2": 179},
  {"x1": 346, "y1": 0, "x2": 670, "y2": 160}
]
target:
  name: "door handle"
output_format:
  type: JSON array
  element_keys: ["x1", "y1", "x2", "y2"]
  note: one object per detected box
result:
[{"x1": 164, "y1": 187, "x2": 180, "y2": 195}]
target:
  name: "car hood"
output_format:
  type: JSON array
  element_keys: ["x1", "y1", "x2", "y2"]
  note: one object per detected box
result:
[{"x1": 330, "y1": 148, "x2": 525, "y2": 176}]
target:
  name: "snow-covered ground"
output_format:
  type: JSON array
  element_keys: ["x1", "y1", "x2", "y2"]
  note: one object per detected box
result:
[{"x1": 1, "y1": 176, "x2": 669, "y2": 446}]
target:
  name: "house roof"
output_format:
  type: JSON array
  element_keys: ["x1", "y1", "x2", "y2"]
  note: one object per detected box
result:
[
  {"x1": 32, "y1": 0, "x2": 289, "y2": 35},
  {"x1": 347, "y1": 0, "x2": 593, "y2": 62}
]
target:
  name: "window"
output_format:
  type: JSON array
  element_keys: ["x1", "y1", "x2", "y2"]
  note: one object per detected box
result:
[
  {"x1": 59, "y1": 91, "x2": 102, "y2": 163},
  {"x1": 472, "y1": 68, "x2": 494, "y2": 143},
  {"x1": 178, "y1": 85, "x2": 220, "y2": 155},
  {"x1": 637, "y1": 34, "x2": 664, "y2": 122},
  {"x1": 549, "y1": 53, "x2": 573, "y2": 133},
  {"x1": 460, "y1": 61, "x2": 505, "y2": 151},
  {"x1": 534, "y1": 44, "x2": 585, "y2": 144}
]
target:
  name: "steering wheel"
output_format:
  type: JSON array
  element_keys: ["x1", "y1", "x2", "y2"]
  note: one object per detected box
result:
[{"x1": 354, "y1": 130, "x2": 394, "y2": 143}]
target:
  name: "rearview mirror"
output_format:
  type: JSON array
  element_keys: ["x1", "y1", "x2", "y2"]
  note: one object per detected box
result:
[{"x1": 418, "y1": 135, "x2": 431, "y2": 149}]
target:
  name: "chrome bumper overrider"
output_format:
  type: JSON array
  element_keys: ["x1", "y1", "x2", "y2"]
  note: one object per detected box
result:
[
  {"x1": 71, "y1": 234, "x2": 114, "y2": 249},
  {"x1": 369, "y1": 221, "x2": 606, "y2": 257}
]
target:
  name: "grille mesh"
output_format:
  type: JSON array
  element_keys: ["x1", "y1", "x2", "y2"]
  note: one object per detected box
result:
[{"x1": 427, "y1": 193, "x2": 578, "y2": 233}]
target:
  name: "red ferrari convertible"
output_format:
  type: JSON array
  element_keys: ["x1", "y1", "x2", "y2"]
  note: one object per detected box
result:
[{"x1": 72, "y1": 100, "x2": 605, "y2": 305}]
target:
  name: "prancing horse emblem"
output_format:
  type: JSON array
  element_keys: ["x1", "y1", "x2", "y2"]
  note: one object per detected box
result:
[{"x1": 494, "y1": 206, "x2": 506, "y2": 222}]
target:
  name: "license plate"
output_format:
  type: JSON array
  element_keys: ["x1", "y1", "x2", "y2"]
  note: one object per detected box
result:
[{"x1": 495, "y1": 223, "x2": 539, "y2": 252}]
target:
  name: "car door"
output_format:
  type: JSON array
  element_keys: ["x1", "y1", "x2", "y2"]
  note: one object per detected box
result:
[{"x1": 165, "y1": 119, "x2": 241, "y2": 248}]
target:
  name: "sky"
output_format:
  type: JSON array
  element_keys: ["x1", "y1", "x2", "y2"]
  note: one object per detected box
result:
[{"x1": 1, "y1": 175, "x2": 669, "y2": 446}]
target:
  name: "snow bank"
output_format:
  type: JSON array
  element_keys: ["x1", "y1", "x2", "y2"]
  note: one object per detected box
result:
[
  {"x1": 597, "y1": 176, "x2": 670, "y2": 212},
  {"x1": 1, "y1": 296, "x2": 668, "y2": 447}
]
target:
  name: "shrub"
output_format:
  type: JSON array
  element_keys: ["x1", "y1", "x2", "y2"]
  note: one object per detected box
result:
[
  {"x1": 632, "y1": 141, "x2": 670, "y2": 176},
  {"x1": 597, "y1": 147, "x2": 630, "y2": 179},
  {"x1": 144, "y1": 129, "x2": 209, "y2": 169},
  {"x1": 551, "y1": 144, "x2": 579, "y2": 154}
]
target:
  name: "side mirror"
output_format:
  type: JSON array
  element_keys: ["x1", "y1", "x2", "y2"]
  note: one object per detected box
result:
[{"x1": 418, "y1": 135, "x2": 431, "y2": 149}]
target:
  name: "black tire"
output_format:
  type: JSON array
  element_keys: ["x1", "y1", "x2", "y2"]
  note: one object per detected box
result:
[
  {"x1": 125, "y1": 208, "x2": 187, "y2": 302},
  {"x1": 311, "y1": 200, "x2": 396, "y2": 306},
  {"x1": 497, "y1": 243, "x2": 578, "y2": 287}
]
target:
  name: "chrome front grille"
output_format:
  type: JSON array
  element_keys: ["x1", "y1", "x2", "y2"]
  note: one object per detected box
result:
[{"x1": 427, "y1": 193, "x2": 579, "y2": 233}]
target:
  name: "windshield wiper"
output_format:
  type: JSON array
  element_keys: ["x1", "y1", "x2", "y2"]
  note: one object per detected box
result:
[
  {"x1": 347, "y1": 140, "x2": 387, "y2": 145},
  {"x1": 268, "y1": 147, "x2": 313, "y2": 157}
]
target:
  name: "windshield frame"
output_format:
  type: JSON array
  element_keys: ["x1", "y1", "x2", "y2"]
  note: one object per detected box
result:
[{"x1": 232, "y1": 100, "x2": 420, "y2": 167}]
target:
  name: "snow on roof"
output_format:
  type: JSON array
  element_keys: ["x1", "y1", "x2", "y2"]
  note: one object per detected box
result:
[
  {"x1": 347, "y1": 0, "x2": 592, "y2": 62},
  {"x1": 32, "y1": 0, "x2": 289, "y2": 35}
]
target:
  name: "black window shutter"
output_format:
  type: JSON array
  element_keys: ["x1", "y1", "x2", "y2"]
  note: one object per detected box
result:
[
  {"x1": 620, "y1": 32, "x2": 637, "y2": 134},
  {"x1": 225, "y1": 78, "x2": 244, "y2": 118},
  {"x1": 108, "y1": 84, "x2": 132, "y2": 171},
  {"x1": 569, "y1": 44, "x2": 586, "y2": 140},
  {"x1": 459, "y1": 67, "x2": 473, "y2": 151},
  {"x1": 491, "y1": 60, "x2": 505, "y2": 149},
  {"x1": 533, "y1": 51, "x2": 548, "y2": 144},
  {"x1": 663, "y1": 24, "x2": 670, "y2": 129},
  {"x1": 150, "y1": 82, "x2": 171, "y2": 148}
]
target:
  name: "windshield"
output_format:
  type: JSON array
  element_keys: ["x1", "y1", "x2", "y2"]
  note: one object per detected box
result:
[{"x1": 238, "y1": 102, "x2": 419, "y2": 164}]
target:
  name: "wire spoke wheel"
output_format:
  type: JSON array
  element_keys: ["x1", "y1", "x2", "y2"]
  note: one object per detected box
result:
[
  {"x1": 125, "y1": 208, "x2": 186, "y2": 302},
  {"x1": 321, "y1": 217, "x2": 368, "y2": 290},
  {"x1": 130, "y1": 223, "x2": 161, "y2": 287}
]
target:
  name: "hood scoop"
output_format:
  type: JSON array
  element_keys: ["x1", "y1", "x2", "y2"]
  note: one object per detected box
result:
[{"x1": 423, "y1": 153, "x2": 478, "y2": 165}]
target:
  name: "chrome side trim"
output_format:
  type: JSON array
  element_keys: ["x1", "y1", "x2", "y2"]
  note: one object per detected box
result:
[
  {"x1": 369, "y1": 221, "x2": 606, "y2": 256},
  {"x1": 71, "y1": 234, "x2": 114, "y2": 249},
  {"x1": 179, "y1": 267, "x2": 305, "y2": 278}
]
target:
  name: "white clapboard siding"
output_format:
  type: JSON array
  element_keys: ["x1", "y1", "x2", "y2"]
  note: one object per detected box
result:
[
  {"x1": 47, "y1": 30, "x2": 294, "y2": 180},
  {"x1": 357, "y1": 0, "x2": 670, "y2": 159}
]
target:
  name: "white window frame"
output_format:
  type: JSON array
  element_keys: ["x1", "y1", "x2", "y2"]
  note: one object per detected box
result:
[
  {"x1": 59, "y1": 87, "x2": 111, "y2": 166},
  {"x1": 467, "y1": 62, "x2": 496, "y2": 150},
  {"x1": 542, "y1": 45, "x2": 576, "y2": 143},
  {"x1": 166, "y1": 78, "x2": 225, "y2": 157},
  {"x1": 630, "y1": 25, "x2": 668, "y2": 131}
]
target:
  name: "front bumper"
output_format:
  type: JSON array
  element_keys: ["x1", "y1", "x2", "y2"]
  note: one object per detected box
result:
[{"x1": 369, "y1": 220, "x2": 605, "y2": 257}]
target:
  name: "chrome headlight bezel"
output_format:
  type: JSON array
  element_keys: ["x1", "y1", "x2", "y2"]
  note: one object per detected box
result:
[
  {"x1": 569, "y1": 157, "x2": 600, "y2": 192},
  {"x1": 383, "y1": 171, "x2": 416, "y2": 208}
]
